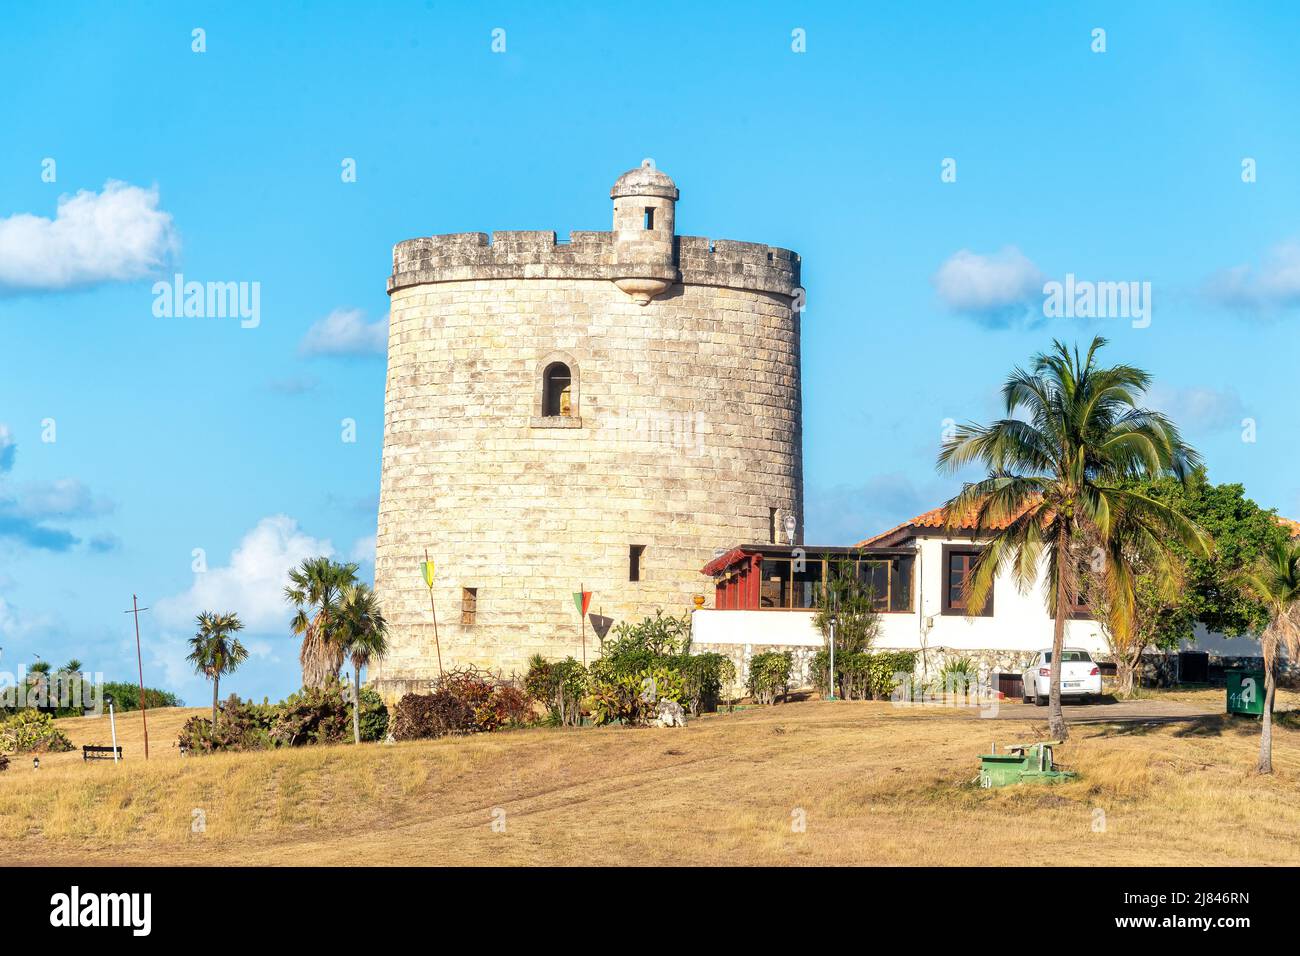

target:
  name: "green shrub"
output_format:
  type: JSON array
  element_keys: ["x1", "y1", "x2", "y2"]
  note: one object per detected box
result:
[
  {"x1": 179, "y1": 695, "x2": 276, "y2": 753},
  {"x1": 177, "y1": 681, "x2": 390, "y2": 753},
  {"x1": 524, "y1": 655, "x2": 588, "y2": 727},
  {"x1": 809, "y1": 649, "x2": 916, "y2": 700},
  {"x1": 357, "y1": 687, "x2": 389, "y2": 742},
  {"x1": 747, "y1": 651, "x2": 793, "y2": 705},
  {"x1": 604, "y1": 610, "x2": 691, "y2": 662},
  {"x1": 672, "y1": 652, "x2": 737, "y2": 715},
  {"x1": 271, "y1": 682, "x2": 353, "y2": 746},
  {"x1": 98, "y1": 681, "x2": 183, "y2": 712},
  {"x1": 0, "y1": 709, "x2": 75, "y2": 753},
  {"x1": 585, "y1": 665, "x2": 685, "y2": 727}
]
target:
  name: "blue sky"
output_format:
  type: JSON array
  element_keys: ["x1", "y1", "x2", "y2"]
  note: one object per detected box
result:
[{"x1": 1, "y1": 1, "x2": 1297, "y2": 702}]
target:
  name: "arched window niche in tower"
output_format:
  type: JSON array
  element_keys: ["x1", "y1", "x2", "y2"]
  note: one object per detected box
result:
[{"x1": 531, "y1": 351, "x2": 583, "y2": 429}]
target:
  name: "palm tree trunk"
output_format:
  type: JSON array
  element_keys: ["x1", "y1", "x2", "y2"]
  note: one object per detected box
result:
[
  {"x1": 1257, "y1": 654, "x2": 1276, "y2": 774},
  {"x1": 352, "y1": 669, "x2": 362, "y2": 745},
  {"x1": 212, "y1": 674, "x2": 220, "y2": 729},
  {"x1": 1049, "y1": 536, "x2": 1069, "y2": 741}
]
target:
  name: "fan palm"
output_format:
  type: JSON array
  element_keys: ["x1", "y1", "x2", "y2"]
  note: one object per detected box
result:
[
  {"x1": 284, "y1": 556, "x2": 359, "y2": 689},
  {"x1": 186, "y1": 611, "x2": 248, "y2": 728},
  {"x1": 335, "y1": 583, "x2": 389, "y2": 744},
  {"x1": 1232, "y1": 539, "x2": 1300, "y2": 773},
  {"x1": 937, "y1": 337, "x2": 1209, "y2": 739}
]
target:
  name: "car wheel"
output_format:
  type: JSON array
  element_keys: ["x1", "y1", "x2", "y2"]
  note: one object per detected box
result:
[
  {"x1": 1035, "y1": 695, "x2": 1048, "y2": 707},
  {"x1": 1022, "y1": 691, "x2": 1031, "y2": 704}
]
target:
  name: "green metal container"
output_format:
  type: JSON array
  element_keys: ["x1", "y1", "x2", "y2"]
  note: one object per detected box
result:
[
  {"x1": 1227, "y1": 669, "x2": 1266, "y2": 715},
  {"x1": 978, "y1": 742, "x2": 1078, "y2": 788}
]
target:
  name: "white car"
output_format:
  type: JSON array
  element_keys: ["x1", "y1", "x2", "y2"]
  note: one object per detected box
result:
[{"x1": 1022, "y1": 648, "x2": 1102, "y2": 705}]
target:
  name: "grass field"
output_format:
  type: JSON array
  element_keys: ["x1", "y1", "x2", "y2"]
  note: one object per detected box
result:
[{"x1": 3, "y1": 693, "x2": 1299, "y2": 866}]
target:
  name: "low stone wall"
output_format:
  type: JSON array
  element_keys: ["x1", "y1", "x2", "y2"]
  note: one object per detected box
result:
[
  {"x1": 699, "y1": 641, "x2": 1290, "y2": 699},
  {"x1": 370, "y1": 677, "x2": 435, "y2": 707}
]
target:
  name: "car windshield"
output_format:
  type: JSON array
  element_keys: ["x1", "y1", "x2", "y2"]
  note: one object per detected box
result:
[{"x1": 1043, "y1": 650, "x2": 1092, "y2": 663}]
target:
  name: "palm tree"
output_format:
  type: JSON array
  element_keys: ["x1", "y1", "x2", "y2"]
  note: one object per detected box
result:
[
  {"x1": 1233, "y1": 539, "x2": 1300, "y2": 773},
  {"x1": 335, "y1": 583, "x2": 390, "y2": 744},
  {"x1": 937, "y1": 337, "x2": 1209, "y2": 739},
  {"x1": 60, "y1": 659, "x2": 85, "y2": 710},
  {"x1": 186, "y1": 611, "x2": 249, "y2": 728},
  {"x1": 284, "y1": 557, "x2": 359, "y2": 689}
]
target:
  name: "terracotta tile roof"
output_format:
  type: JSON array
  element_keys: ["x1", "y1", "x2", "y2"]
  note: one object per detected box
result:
[
  {"x1": 855, "y1": 498, "x2": 1039, "y2": 548},
  {"x1": 857, "y1": 503, "x2": 1300, "y2": 547}
]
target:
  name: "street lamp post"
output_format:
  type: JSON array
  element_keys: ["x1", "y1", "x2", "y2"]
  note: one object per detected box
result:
[
  {"x1": 828, "y1": 615, "x2": 838, "y2": 701},
  {"x1": 105, "y1": 692, "x2": 120, "y2": 764}
]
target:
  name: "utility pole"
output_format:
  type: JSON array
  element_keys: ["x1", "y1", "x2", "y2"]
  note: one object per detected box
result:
[{"x1": 123, "y1": 594, "x2": 151, "y2": 759}]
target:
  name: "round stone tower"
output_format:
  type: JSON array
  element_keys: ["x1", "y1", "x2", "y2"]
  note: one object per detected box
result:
[{"x1": 371, "y1": 164, "x2": 803, "y2": 697}]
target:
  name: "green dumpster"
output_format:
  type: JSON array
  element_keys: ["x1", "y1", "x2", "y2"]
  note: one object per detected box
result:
[
  {"x1": 1227, "y1": 669, "x2": 1266, "y2": 716},
  {"x1": 977, "y1": 742, "x2": 1077, "y2": 788}
]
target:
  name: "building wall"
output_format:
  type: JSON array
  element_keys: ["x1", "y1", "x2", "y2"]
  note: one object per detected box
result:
[
  {"x1": 692, "y1": 534, "x2": 1275, "y2": 690},
  {"x1": 372, "y1": 227, "x2": 803, "y2": 694}
]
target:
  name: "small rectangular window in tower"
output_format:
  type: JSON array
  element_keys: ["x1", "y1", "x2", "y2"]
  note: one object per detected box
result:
[
  {"x1": 769, "y1": 507, "x2": 779, "y2": 544},
  {"x1": 461, "y1": 587, "x2": 478, "y2": 625},
  {"x1": 629, "y1": 544, "x2": 645, "y2": 582},
  {"x1": 643, "y1": 207, "x2": 654, "y2": 230}
]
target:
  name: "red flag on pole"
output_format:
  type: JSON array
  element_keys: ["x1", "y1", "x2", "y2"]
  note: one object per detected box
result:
[{"x1": 572, "y1": 590, "x2": 592, "y2": 617}]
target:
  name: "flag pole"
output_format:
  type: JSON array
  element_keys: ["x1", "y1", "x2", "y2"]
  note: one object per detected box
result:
[
  {"x1": 580, "y1": 582, "x2": 586, "y2": 666},
  {"x1": 425, "y1": 548, "x2": 444, "y2": 678}
]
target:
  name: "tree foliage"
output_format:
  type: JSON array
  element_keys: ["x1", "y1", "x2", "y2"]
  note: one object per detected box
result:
[{"x1": 937, "y1": 337, "x2": 1209, "y2": 738}]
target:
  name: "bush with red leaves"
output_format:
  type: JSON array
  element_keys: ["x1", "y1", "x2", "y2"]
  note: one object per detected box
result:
[{"x1": 391, "y1": 667, "x2": 533, "y2": 740}]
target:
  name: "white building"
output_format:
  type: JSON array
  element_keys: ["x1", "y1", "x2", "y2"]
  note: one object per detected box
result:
[{"x1": 691, "y1": 503, "x2": 1286, "y2": 692}]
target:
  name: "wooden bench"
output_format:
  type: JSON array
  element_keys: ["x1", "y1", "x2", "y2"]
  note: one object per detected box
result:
[{"x1": 82, "y1": 745, "x2": 123, "y2": 762}]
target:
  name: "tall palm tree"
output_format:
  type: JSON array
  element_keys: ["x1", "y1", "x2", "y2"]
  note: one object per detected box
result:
[
  {"x1": 335, "y1": 583, "x2": 390, "y2": 744},
  {"x1": 26, "y1": 659, "x2": 52, "y2": 707},
  {"x1": 186, "y1": 611, "x2": 248, "y2": 728},
  {"x1": 937, "y1": 337, "x2": 1209, "y2": 739},
  {"x1": 60, "y1": 659, "x2": 85, "y2": 710},
  {"x1": 1233, "y1": 539, "x2": 1300, "y2": 774},
  {"x1": 284, "y1": 557, "x2": 359, "y2": 689}
]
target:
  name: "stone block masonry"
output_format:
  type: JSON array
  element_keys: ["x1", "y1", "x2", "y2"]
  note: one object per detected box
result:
[{"x1": 371, "y1": 164, "x2": 804, "y2": 696}]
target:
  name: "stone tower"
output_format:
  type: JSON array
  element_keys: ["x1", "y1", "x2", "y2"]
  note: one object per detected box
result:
[{"x1": 371, "y1": 163, "x2": 803, "y2": 697}]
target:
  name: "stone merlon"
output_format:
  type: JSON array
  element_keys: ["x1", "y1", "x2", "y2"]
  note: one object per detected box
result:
[
  {"x1": 389, "y1": 163, "x2": 801, "y2": 300},
  {"x1": 389, "y1": 231, "x2": 801, "y2": 297}
]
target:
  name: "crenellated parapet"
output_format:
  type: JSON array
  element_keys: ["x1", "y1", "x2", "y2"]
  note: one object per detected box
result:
[{"x1": 389, "y1": 230, "x2": 801, "y2": 298}]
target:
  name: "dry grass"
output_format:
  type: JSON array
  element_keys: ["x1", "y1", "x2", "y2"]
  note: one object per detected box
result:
[{"x1": 3, "y1": 700, "x2": 1298, "y2": 866}]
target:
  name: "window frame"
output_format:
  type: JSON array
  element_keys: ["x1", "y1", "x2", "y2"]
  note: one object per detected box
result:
[
  {"x1": 532, "y1": 351, "x2": 582, "y2": 427},
  {"x1": 460, "y1": 587, "x2": 478, "y2": 626},
  {"x1": 941, "y1": 544, "x2": 994, "y2": 617}
]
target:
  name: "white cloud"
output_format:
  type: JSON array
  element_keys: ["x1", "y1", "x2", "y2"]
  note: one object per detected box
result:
[
  {"x1": 932, "y1": 246, "x2": 1044, "y2": 317},
  {"x1": 298, "y1": 307, "x2": 387, "y2": 357},
  {"x1": 1147, "y1": 384, "x2": 1247, "y2": 433},
  {"x1": 8, "y1": 478, "x2": 114, "y2": 519},
  {"x1": 0, "y1": 181, "x2": 178, "y2": 291},
  {"x1": 154, "y1": 515, "x2": 333, "y2": 632},
  {"x1": 1205, "y1": 240, "x2": 1300, "y2": 312}
]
